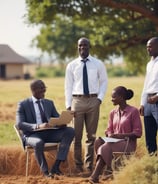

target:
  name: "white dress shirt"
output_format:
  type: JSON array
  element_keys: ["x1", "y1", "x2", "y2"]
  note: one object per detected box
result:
[
  {"x1": 141, "y1": 56, "x2": 158, "y2": 106},
  {"x1": 65, "y1": 55, "x2": 108, "y2": 108},
  {"x1": 32, "y1": 96, "x2": 43, "y2": 124}
]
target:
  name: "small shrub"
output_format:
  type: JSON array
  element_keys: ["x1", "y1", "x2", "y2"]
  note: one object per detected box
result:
[{"x1": 112, "y1": 155, "x2": 158, "y2": 184}]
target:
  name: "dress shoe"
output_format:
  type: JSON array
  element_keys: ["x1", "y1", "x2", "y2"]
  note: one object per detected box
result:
[
  {"x1": 44, "y1": 171, "x2": 53, "y2": 178},
  {"x1": 73, "y1": 166, "x2": 84, "y2": 176},
  {"x1": 76, "y1": 166, "x2": 83, "y2": 171},
  {"x1": 149, "y1": 151, "x2": 157, "y2": 157},
  {"x1": 50, "y1": 168, "x2": 63, "y2": 176},
  {"x1": 75, "y1": 166, "x2": 83, "y2": 172}
]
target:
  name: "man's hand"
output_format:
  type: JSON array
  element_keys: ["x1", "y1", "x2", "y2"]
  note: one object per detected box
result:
[
  {"x1": 38, "y1": 123, "x2": 51, "y2": 129},
  {"x1": 97, "y1": 98, "x2": 102, "y2": 104},
  {"x1": 139, "y1": 105, "x2": 144, "y2": 116},
  {"x1": 67, "y1": 107, "x2": 71, "y2": 111},
  {"x1": 147, "y1": 95, "x2": 158, "y2": 104}
]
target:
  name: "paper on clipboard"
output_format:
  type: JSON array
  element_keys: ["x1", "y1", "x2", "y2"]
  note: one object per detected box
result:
[
  {"x1": 48, "y1": 111, "x2": 74, "y2": 126},
  {"x1": 101, "y1": 137, "x2": 124, "y2": 143}
]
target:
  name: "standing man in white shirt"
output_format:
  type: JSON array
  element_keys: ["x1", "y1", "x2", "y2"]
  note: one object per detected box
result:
[
  {"x1": 65, "y1": 37, "x2": 108, "y2": 175},
  {"x1": 140, "y1": 37, "x2": 158, "y2": 156}
]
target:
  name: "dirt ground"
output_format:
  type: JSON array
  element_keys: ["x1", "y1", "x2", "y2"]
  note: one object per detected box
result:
[
  {"x1": 0, "y1": 175, "x2": 113, "y2": 184},
  {"x1": 0, "y1": 146, "x2": 113, "y2": 184}
]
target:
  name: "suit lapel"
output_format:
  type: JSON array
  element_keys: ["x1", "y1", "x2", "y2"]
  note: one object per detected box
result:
[{"x1": 28, "y1": 98, "x2": 37, "y2": 122}]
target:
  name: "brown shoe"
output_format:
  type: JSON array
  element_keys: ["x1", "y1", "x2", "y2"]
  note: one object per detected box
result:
[
  {"x1": 102, "y1": 169, "x2": 113, "y2": 180},
  {"x1": 102, "y1": 174, "x2": 113, "y2": 180},
  {"x1": 88, "y1": 177, "x2": 99, "y2": 184},
  {"x1": 82, "y1": 169, "x2": 92, "y2": 178},
  {"x1": 73, "y1": 166, "x2": 84, "y2": 176}
]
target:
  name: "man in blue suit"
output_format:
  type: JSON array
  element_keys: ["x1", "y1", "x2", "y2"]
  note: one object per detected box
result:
[{"x1": 16, "y1": 79, "x2": 75, "y2": 177}]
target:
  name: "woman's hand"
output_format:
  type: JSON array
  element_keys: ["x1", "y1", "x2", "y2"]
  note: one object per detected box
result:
[
  {"x1": 109, "y1": 133, "x2": 123, "y2": 139},
  {"x1": 110, "y1": 133, "x2": 136, "y2": 140}
]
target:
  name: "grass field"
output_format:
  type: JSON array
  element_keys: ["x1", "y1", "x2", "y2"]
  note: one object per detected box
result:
[{"x1": 0, "y1": 76, "x2": 145, "y2": 146}]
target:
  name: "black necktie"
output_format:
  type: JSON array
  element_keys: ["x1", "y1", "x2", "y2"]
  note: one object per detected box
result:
[
  {"x1": 82, "y1": 59, "x2": 89, "y2": 95},
  {"x1": 36, "y1": 100, "x2": 48, "y2": 123}
]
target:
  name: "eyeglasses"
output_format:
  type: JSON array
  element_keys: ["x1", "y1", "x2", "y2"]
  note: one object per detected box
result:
[{"x1": 36, "y1": 86, "x2": 47, "y2": 90}]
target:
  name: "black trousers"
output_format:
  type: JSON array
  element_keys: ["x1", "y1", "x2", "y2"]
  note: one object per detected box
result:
[{"x1": 144, "y1": 116, "x2": 157, "y2": 153}]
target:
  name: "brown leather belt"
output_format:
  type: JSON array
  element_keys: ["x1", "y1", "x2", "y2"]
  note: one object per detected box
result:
[
  {"x1": 73, "y1": 94, "x2": 97, "y2": 98},
  {"x1": 148, "y1": 93, "x2": 157, "y2": 97}
]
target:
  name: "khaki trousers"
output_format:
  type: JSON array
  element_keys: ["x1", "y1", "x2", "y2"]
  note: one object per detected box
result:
[{"x1": 71, "y1": 96, "x2": 100, "y2": 170}]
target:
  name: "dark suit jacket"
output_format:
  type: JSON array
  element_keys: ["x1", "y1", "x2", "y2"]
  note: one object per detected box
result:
[{"x1": 16, "y1": 97, "x2": 59, "y2": 136}]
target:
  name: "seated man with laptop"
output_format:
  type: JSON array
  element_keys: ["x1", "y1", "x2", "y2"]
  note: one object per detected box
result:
[{"x1": 16, "y1": 79, "x2": 75, "y2": 177}]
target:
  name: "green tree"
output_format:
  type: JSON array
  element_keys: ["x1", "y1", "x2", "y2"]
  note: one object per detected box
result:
[{"x1": 25, "y1": 0, "x2": 158, "y2": 74}]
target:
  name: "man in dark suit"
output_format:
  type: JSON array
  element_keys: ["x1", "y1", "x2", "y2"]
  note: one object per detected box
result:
[{"x1": 16, "y1": 79, "x2": 75, "y2": 177}]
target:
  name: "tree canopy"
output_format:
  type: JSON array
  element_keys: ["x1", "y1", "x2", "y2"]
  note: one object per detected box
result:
[{"x1": 25, "y1": 0, "x2": 158, "y2": 74}]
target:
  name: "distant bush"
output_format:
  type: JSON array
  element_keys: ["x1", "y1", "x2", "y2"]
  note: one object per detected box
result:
[
  {"x1": 106, "y1": 64, "x2": 138, "y2": 77},
  {"x1": 35, "y1": 64, "x2": 138, "y2": 78},
  {"x1": 36, "y1": 66, "x2": 65, "y2": 78}
]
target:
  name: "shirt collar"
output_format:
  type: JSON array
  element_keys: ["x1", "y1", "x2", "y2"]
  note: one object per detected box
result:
[
  {"x1": 32, "y1": 96, "x2": 40, "y2": 103},
  {"x1": 114, "y1": 105, "x2": 129, "y2": 113},
  {"x1": 151, "y1": 56, "x2": 158, "y2": 61},
  {"x1": 79, "y1": 55, "x2": 90, "y2": 61}
]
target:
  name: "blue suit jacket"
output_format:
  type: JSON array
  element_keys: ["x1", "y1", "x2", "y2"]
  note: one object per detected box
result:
[{"x1": 16, "y1": 97, "x2": 59, "y2": 136}]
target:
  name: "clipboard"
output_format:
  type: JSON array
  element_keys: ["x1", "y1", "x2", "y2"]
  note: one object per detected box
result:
[
  {"x1": 48, "y1": 110, "x2": 74, "y2": 126},
  {"x1": 100, "y1": 137, "x2": 124, "y2": 143}
]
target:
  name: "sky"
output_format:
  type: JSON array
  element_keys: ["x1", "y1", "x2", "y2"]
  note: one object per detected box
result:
[{"x1": 0, "y1": 0, "x2": 40, "y2": 57}]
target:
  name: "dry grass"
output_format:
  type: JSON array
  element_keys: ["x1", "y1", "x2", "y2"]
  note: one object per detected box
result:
[
  {"x1": 0, "y1": 146, "x2": 111, "y2": 184},
  {"x1": 0, "y1": 103, "x2": 16, "y2": 122},
  {"x1": 0, "y1": 146, "x2": 73, "y2": 176},
  {"x1": 113, "y1": 155, "x2": 158, "y2": 184},
  {"x1": 0, "y1": 145, "x2": 156, "y2": 184}
]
